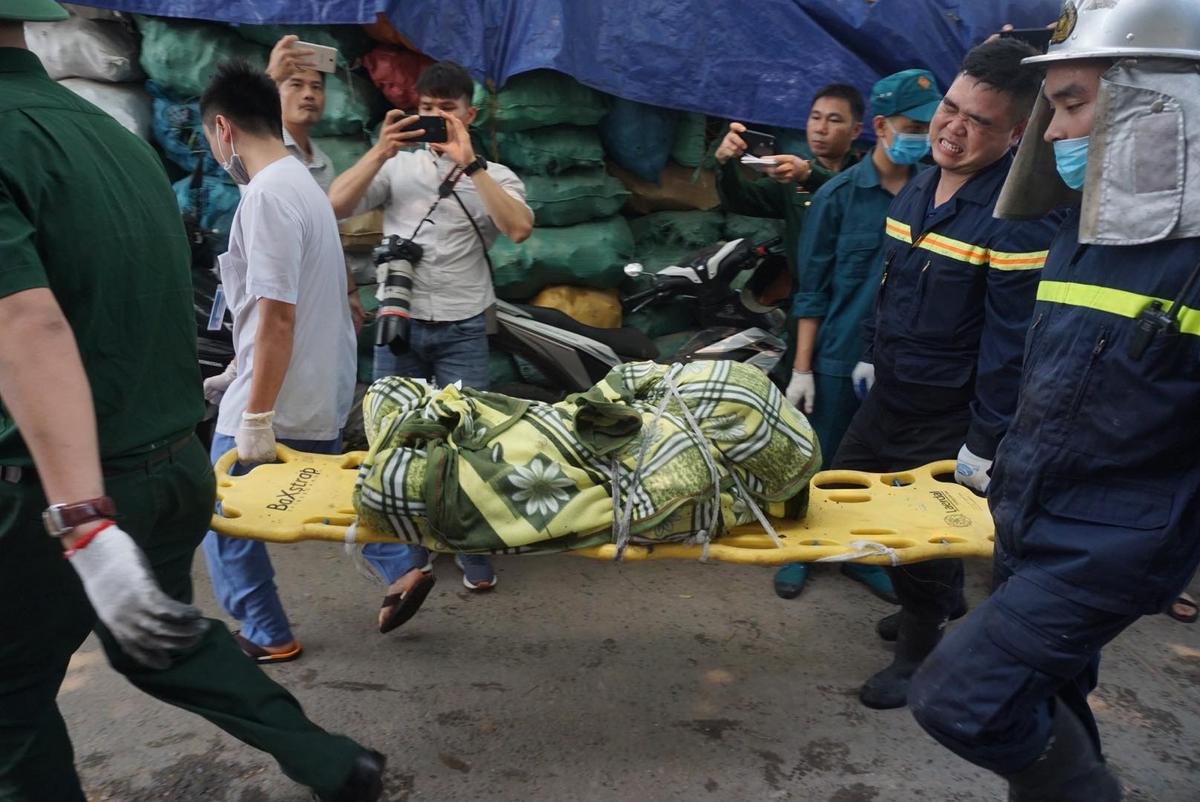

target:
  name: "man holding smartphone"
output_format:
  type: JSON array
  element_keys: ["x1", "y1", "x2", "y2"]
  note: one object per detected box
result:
[
  {"x1": 329, "y1": 61, "x2": 532, "y2": 630},
  {"x1": 715, "y1": 83, "x2": 865, "y2": 287}
]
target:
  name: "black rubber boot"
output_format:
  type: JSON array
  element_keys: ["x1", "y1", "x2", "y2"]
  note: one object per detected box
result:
[
  {"x1": 877, "y1": 598, "x2": 969, "y2": 642},
  {"x1": 1005, "y1": 703, "x2": 1122, "y2": 802},
  {"x1": 859, "y1": 614, "x2": 943, "y2": 709}
]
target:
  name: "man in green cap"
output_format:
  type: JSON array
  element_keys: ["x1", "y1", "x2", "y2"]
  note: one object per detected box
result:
[
  {"x1": 771, "y1": 69, "x2": 943, "y2": 603},
  {"x1": 0, "y1": 3, "x2": 384, "y2": 799}
]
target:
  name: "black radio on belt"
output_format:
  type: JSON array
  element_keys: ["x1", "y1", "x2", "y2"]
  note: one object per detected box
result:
[{"x1": 1128, "y1": 259, "x2": 1200, "y2": 361}]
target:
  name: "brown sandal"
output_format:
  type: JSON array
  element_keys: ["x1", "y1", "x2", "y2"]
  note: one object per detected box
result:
[
  {"x1": 234, "y1": 632, "x2": 304, "y2": 664},
  {"x1": 379, "y1": 573, "x2": 436, "y2": 633}
]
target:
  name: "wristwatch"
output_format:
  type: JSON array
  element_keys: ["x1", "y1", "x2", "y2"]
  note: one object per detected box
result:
[
  {"x1": 43, "y1": 496, "x2": 117, "y2": 538},
  {"x1": 463, "y1": 155, "x2": 488, "y2": 176}
]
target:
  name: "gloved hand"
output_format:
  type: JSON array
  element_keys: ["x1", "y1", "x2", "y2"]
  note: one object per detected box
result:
[
  {"x1": 236, "y1": 410, "x2": 277, "y2": 464},
  {"x1": 851, "y1": 362, "x2": 875, "y2": 400},
  {"x1": 68, "y1": 523, "x2": 209, "y2": 669},
  {"x1": 955, "y1": 444, "x2": 993, "y2": 494},
  {"x1": 202, "y1": 361, "x2": 237, "y2": 406},
  {"x1": 785, "y1": 370, "x2": 816, "y2": 414}
]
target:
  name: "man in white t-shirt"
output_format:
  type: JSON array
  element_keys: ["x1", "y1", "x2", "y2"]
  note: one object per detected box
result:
[{"x1": 198, "y1": 60, "x2": 356, "y2": 664}]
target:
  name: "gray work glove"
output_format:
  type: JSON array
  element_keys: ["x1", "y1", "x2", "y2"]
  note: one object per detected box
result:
[
  {"x1": 203, "y1": 360, "x2": 237, "y2": 406},
  {"x1": 68, "y1": 524, "x2": 209, "y2": 669},
  {"x1": 954, "y1": 444, "x2": 993, "y2": 495},
  {"x1": 785, "y1": 370, "x2": 816, "y2": 414},
  {"x1": 236, "y1": 409, "x2": 277, "y2": 465},
  {"x1": 851, "y1": 361, "x2": 875, "y2": 400}
]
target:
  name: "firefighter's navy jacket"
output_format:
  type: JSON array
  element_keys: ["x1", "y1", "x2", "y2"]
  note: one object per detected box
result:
[
  {"x1": 990, "y1": 209, "x2": 1200, "y2": 615},
  {"x1": 863, "y1": 151, "x2": 1059, "y2": 458}
]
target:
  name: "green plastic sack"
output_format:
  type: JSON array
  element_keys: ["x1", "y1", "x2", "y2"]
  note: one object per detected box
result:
[
  {"x1": 524, "y1": 170, "x2": 630, "y2": 227},
  {"x1": 672, "y1": 113, "x2": 708, "y2": 168},
  {"x1": 313, "y1": 135, "x2": 370, "y2": 174},
  {"x1": 490, "y1": 217, "x2": 635, "y2": 300},
  {"x1": 473, "y1": 70, "x2": 608, "y2": 132},
  {"x1": 724, "y1": 213, "x2": 786, "y2": 246},
  {"x1": 137, "y1": 16, "x2": 266, "y2": 99},
  {"x1": 631, "y1": 210, "x2": 726, "y2": 271},
  {"x1": 489, "y1": 127, "x2": 605, "y2": 175},
  {"x1": 231, "y1": 24, "x2": 373, "y2": 65},
  {"x1": 311, "y1": 70, "x2": 383, "y2": 137}
]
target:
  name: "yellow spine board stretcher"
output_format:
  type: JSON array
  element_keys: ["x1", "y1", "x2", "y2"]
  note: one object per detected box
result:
[{"x1": 211, "y1": 446, "x2": 994, "y2": 566}]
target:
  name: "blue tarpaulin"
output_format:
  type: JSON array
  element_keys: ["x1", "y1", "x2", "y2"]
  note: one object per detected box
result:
[{"x1": 79, "y1": 1, "x2": 1062, "y2": 129}]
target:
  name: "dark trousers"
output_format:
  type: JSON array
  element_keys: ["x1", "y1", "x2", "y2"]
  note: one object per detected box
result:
[
  {"x1": 909, "y1": 548, "x2": 1136, "y2": 774},
  {"x1": 832, "y1": 380, "x2": 971, "y2": 622},
  {"x1": 0, "y1": 436, "x2": 362, "y2": 801}
]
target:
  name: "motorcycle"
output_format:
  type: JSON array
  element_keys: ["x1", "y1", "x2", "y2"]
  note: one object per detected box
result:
[{"x1": 484, "y1": 237, "x2": 791, "y2": 402}]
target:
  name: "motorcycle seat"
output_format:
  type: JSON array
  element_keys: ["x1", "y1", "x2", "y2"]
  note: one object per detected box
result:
[{"x1": 517, "y1": 303, "x2": 660, "y2": 361}]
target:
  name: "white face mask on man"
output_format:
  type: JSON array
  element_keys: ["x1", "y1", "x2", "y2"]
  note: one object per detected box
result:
[{"x1": 214, "y1": 124, "x2": 250, "y2": 185}]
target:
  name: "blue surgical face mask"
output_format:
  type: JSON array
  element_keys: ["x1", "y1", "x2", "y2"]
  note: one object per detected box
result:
[
  {"x1": 215, "y1": 128, "x2": 250, "y2": 185},
  {"x1": 885, "y1": 121, "x2": 930, "y2": 165},
  {"x1": 1052, "y1": 135, "x2": 1089, "y2": 190}
]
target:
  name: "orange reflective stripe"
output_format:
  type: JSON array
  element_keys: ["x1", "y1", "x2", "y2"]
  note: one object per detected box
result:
[
  {"x1": 885, "y1": 217, "x2": 912, "y2": 244},
  {"x1": 884, "y1": 219, "x2": 1045, "y2": 271},
  {"x1": 988, "y1": 249, "x2": 1049, "y2": 271},
  {"x1": 917, "y1": 232, "x2": 989, "y2": 266}
]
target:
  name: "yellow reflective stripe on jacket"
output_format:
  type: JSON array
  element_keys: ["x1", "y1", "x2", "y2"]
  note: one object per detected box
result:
[
  {"x1": 884, "y1": 217, "x2": 1046, "y2": 271},
  {"x1": 885, "y1": 217, "x2": 912, "y2": 244},
  {"x1": 1038, "y1": 280, "x2": 1200, "y2": 336}
]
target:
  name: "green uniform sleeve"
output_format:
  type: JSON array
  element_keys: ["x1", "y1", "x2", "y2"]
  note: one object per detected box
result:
[
  {"x1": 0, "y1": 181, "x2": 49, "y2": 300},
  {"x1": 716, "y1": 159, "x2": 787, "y2": 218},
  {"x1": 790, "y1": 183, "x2": 842, "y2": 319}
]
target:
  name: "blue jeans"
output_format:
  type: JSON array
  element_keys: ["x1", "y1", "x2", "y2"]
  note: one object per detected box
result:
[
  {"x1": 202, "y1": 433, "x2": 342, "y2": 647},
  {"x1": 367, "y1": 313, "x2": 490, "y2": 583}
]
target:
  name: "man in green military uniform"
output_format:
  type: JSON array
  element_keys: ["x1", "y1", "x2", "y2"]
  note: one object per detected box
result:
[
  {"x1": 770, "y1": 69, "x2": 945, "y2": 603},
  {"x1": 0, "y1": 3, "x2": 383, "y2": 800},
  {"x1": 714, "y1": 83, "x2": 866, "y2": 276}
]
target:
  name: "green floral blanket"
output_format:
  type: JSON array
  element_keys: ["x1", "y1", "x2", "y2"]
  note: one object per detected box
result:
[{"x1": 353, "y1": 360, "x2": 821, "y2": 554}]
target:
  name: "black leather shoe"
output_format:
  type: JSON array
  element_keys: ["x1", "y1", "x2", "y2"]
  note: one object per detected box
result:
[{"x1": 314, "y1": 750, "x2": 386, "y2": 802}]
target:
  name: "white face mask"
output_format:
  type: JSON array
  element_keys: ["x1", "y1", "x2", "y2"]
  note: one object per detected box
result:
[{"x1": 214, "y1": 124, "x2": 250, "y2": 185}]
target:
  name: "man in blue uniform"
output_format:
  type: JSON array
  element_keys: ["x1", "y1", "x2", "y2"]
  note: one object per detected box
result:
[
  {"x1": 910, "y1": 2, "x2": 1200, "y2": 798},
  {"x1": 839, "y1": 37, "x2": 1059, "y2": 710},
  {"x1": 772, "y1": 69, "x2": 942, "y2": 602}
]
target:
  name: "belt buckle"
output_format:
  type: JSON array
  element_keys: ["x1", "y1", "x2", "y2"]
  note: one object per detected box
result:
[{"x1": 1, "y1": 465, "x2": 24, "y2": 484}]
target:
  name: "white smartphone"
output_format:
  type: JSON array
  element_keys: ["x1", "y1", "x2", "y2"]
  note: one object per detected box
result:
[{"x1": 295, "y1": 41, "x2": 337, "y2": 73}]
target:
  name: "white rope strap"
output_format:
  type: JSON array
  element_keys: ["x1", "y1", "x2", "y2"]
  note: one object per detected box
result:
[
  {"x1": 815, "y1": 539, "x2": 903, "y2": 567},
  {"x1": 611, "y1": 384, "x2": 675, "y2": 560}
]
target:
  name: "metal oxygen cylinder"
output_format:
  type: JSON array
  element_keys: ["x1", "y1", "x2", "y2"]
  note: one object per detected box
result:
[{"x1": 373, "y1": 235, "x2": 424, "y2": 355}]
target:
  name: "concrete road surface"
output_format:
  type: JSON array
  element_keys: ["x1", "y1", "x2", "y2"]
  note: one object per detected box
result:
[{"x1": 61, "y1": 544, "x2": 1200, "y2": 801}]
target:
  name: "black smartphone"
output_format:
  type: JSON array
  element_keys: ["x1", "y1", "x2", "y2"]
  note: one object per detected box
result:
[
  {"x1": 1000, "y1": 27, "x2": 1053, "y2": 54},
  {"x1": 740, "y1": 128, "x2": 777, "y2": 157},
  {"x1": 402, "y1": 114, "x2": 448, "y2": 143}
]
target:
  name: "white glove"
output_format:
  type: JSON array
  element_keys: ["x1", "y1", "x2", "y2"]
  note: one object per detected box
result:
[
  {"x1": 785, "y1": 370, "x2": 816, "y2": 414},
  {"x1": 68, "y1": 523, "x2": 209, "y2": 669},
  {"x1": 955, "y1": 444, "x2": 993, "y2": 494},
  {"x1": 236, "y1": 410, "x2": 277, "y2": 464},
  {"x1": 202, "y1": 361, "x2": 237, "y2": 406},
  {"x1": 851, "y1": 361, "x2": 875, "y2": 400}
]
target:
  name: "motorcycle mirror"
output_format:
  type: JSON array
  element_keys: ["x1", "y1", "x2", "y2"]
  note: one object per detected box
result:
[{"x1": 623, "y1": 263, "x2": 645, "y2": 278}]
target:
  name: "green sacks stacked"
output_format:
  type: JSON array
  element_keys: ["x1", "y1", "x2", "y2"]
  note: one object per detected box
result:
[
  {"x1": 476, "y1": 71, "x2": 635, "y2": 301},
  {"x1": 137, "y1": 16, "x2": 382, "y2": 138},
  {"x1": 137, "y1": 16, "x2": 266, "y2": 98},
  {"x1": 490, "y1": 219, "x2": 635, "y2": 301}
]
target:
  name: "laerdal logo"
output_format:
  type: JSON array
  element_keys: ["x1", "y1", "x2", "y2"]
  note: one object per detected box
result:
[
  {"x1": 267, "y1": 467, "x2": 320, "y2": 511},
  {"x1": 930, "y1": 490, "x2": 959, "y2": 514}
]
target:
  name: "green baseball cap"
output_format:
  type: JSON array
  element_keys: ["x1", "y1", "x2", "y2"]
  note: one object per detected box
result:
[
  {"x1": 870, "y1": 68, "x2": 942, "y2": 122},
  {"x1": 0, "y1": 0, "x2": 69, "y2": 22}
]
